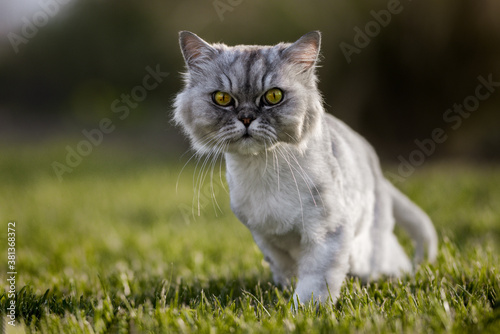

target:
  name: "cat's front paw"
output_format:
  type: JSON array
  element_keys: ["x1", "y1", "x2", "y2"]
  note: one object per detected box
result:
[
  {"x1": 290, "y1": 292, "x2": 305, "y2": 312},
  {"x1": 292, "y1": 280, "x2": 339, "y2": 310},
  {"x1": 290, "y1": 292, "x2": 333, "y2": 313},
  {"x1": 272, "y1": 272, "x2": 291, "y2": 287}
]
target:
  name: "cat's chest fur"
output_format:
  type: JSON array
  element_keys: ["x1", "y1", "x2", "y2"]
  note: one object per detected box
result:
[{"x1": 225, "y1": 150, "x2": 325, "y2": 236}]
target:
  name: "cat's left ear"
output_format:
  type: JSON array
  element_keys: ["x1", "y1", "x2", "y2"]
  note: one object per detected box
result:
[
  {"x1": 179, "y1": 31, "x2": 216, "y2": 70},
  {"x1": 283, "y1": 31, "x2": 321, "y2": 72}
]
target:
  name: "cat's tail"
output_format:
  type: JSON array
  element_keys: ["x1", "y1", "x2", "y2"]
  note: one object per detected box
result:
[{"x1": 387, "y1": 181, "x2": 438, "y2": 264}]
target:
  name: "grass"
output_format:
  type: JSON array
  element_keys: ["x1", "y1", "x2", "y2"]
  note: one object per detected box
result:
[{"x1": 0, "y1": 143, "x2": 499, "y2": 333}]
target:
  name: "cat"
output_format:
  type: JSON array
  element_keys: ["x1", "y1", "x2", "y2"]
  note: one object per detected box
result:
[{"x1": 173, "y1": 30, "x2": 438, "y2": 306}]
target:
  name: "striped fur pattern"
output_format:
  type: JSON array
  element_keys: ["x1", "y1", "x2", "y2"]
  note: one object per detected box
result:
[{"x1": 174, "y1": 31, "x2": 438, "y2": 307}]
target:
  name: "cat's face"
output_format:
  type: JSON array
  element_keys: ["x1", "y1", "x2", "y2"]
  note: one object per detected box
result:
[{"x1": 174, "y1": 31, "x2": 322, "y2": 155}]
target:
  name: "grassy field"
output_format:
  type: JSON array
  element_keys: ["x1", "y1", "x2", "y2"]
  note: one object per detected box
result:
[{"x1": 1, "y1": 144, "x2": 499, "y2": 333}]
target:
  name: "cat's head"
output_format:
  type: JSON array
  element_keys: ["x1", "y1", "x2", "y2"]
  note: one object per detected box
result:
[{"x1": 174, "y1": 31, "x2": 323, "y2": 155}]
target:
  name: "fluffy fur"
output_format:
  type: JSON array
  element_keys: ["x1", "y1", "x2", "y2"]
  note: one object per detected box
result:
[{"x1": 174, "y1": 31, "x2": 438, "y2": 306}]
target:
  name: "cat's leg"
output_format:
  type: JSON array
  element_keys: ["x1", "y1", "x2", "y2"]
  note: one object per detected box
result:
[
  {"x1": 292, "y1": 225, "x2": 352, "y2": 306},
  {"x1": 252, "y1": 232, "x2": 296, "y2": 286},
  {"x1": 348, "y1": 230, "x2": 373, "y2": 282},
  {"x1": 381, "y1": 233, "x2": 412, "y2": 276},
  {"x1": 371, "y1": 185, "x2": 412, "y2": 277}
]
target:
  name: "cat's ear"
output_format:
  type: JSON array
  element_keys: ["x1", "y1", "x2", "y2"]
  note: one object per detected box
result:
[
  {"x1": 283, "y1": 31, "x2": 321, "y2": 72},
  {"x1": 179, "y1": 31, "x2": 216, "y2": 70}
]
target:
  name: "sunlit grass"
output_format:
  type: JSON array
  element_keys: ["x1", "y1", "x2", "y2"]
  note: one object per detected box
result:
[{"x1": 0, "y1": 145, "x2": 499, "y2": 333}]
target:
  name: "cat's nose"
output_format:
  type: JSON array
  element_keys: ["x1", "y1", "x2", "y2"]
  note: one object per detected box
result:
[{"x1": 238, "y1": 113, "x2": 256, "y2": 128}]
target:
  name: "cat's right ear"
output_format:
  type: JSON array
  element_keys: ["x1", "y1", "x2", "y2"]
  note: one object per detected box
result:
[
  {"x1": 179, "y1": 31, "x2": 216, "y2": 70},
  {"x1": 283, "y1": 31, "x2": 321, "y2": 73}
]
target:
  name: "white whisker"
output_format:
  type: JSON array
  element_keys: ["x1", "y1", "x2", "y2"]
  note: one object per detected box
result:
[
  {"x1": 282, "y1": 134, "x2": 327, "y2": 216},
  {"x1": 276, "y1": 145, "x2": 304, "y2": 227},
  {"x1": 282, "y1": 145, "x2": 323, "y2": 211},
  {"x1": 263, "y1": 141, "x2": 268, "y2": 177},
  {"x1": 182, "y1": 131, "x2": 229, "y2": 217},
  {"x1": 273, "y1": 143, "x2": 280, "y2": 192},
  {"x1": 209, "y1": 140, "x2": 228, "y2": 215},
  {"x1": 219, "y1": 151, "x2": 229, "y2": 195}
]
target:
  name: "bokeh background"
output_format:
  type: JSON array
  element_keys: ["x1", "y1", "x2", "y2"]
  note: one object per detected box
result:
[
  {"x1": 1, "y1": 0, "x2": 499, "y2": 164},
  {"x1": 1, "y1": 2, "x2": 499, "y2": 331}
]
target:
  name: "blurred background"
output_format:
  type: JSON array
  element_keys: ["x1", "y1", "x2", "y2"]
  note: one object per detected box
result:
[{"x1": 1, "y1": 0, "x2": 499, "y2": 164}]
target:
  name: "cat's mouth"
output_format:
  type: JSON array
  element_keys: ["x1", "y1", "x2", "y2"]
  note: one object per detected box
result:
[
  {"x1": 237, "y1": 127, "x2": 255, "y2": 141},
  {"x1": 237, "y1": 134, "x2": 256, "y2": 145},
  {"x1": 224, "y1": 123, "x2": 277, "y2": 154},
  {"x1": 226, "y1": 132, "x2": 266, "y2": 155}
]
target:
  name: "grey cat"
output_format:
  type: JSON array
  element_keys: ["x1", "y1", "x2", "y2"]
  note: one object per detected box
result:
[{"x1": 174, "y1": 31, "x2": 438, "y2": 306}]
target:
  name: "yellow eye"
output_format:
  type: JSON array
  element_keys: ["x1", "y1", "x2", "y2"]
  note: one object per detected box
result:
[
  {"x1": 213, "y1": 91, "x2": 233, "y2": 106},
  {"x1": 264, "y1": 88, "x2": 283, "y2": 105}
]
